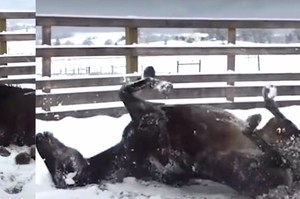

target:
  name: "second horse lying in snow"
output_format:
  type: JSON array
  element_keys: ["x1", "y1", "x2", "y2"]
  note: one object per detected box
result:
[{"x1": 36, "y1": 76, "x2": 299, "y2": 198}]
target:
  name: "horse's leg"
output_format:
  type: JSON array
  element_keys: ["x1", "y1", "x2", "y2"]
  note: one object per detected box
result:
[
  {"x1": 122, "y1": 113, "x2": 174, "y2": 180},
  {"x1": 242, "y1": 119, "x2": 291, "y2": 169},
  {"x1": 263, "y1": 85, "x2": 285, "y2": 119},
  {"x1": 45, "y1": 157, "x2": 67, "y2": 188},
  {"x1": 246, "y1": 113, "x2": 262, "y2": 129},
  {"x1": 119, "y1": 77, "x2": 173, "y2": 122},
  {"x1": 143, "y1": 154, "x2": 193, "y2": 187},
  {"x1": 262, "y1": 85, "x2": 300, "y2": 136}
]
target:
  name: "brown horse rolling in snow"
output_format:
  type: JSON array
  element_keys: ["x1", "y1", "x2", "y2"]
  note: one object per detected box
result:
[{"x1": 37, "y1": 68, "x2": 299, "y2": 198}]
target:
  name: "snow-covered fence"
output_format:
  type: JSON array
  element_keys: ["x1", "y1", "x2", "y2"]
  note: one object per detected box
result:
[
  {"x1": 35, "y1": 15, "x2": 300, "y2": 120},
  {"x1": 36, "y1": 15, "x2": 300, "y2": 76},
  {"x1": 36, "y1": 72, "x2": 300, "y2": 120},
  {"x1": 177, "y1": 60, "x2": 201, "y2": 73},
  {"x1": 0, "y1": 11, "x2": 35, "y2": 83}
]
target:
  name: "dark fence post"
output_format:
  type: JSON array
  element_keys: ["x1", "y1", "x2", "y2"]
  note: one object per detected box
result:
[
  {"x1": 125, "y1": 27, "x2": 138, "y2": 74},
  {"x1": 257, "y1": 55, "x2": 261, "y2": 71},
  {"x1": 41, "y1": 25, "x2": 52, "y2": 77},
  {"x1": 226, "y1": 27, "x2": 236, "y2": 102},
  {"x1": 0, "y1": 18, "x2": 7, "y2": 77}
]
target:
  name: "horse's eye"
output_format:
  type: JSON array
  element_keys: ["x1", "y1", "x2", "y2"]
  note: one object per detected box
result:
[{"x1": 282, "y1": 128, "x2": 286, "y2": 134}]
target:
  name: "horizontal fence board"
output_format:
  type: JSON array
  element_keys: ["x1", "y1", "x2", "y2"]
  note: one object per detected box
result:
[
  {"x1": 36, "y1": 99, "x2": 300, "y2": 121},
  {"x1": 0, "y1": 33, "x2": 35, "y2": 41},
  {"x1": 36, "y1": 89, "x2": 120, "y2": 107},
  {"x1": 0, "y1": 77, "x2": 35, "y2": 84},
  {"x1": 36, "y1": 85, "x2": 300, "y2": 107},
  {"x1": 36, "y1": 15, "x2": 300, "y2": 29},
  {"x1": 36, "y1": 76, "x2": 130, "y2": 89},
  {"x1": 0, "y1": 55, "x2": 35, "y2": 64},
  {"x1": 36, "y1": 73, "x2": 300, "y2": 89},
  {"x1": 0, "y1": 65, "x2": 35, "y2": 75},
  {"x1": 36, "y1": 45, "x2": 300, "y2": 57},
  {"x1": 0, "y1": 11, "x2": 35, "y2": 19}
]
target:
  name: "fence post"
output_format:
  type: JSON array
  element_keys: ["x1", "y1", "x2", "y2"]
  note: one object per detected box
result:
[
  {"x1": 125, "y1": 27, "x2": 138, "y2": 74},
  {"x1": 226, "y1": 27, "x2": 236, "y2": 101},
  {"x1": 198, "y1": 60, "x2": 201, "y2": 72},
  {"x1": 42, "y1": 25, "x2": 52, "y2": 77},
  {"x1": 41, "y1": 25, "x2": 52, "y2": 112},
  {"x1": 257, "y1": 55, "x2": 261, "y2": 71},
  {"x1": 0, "y1": 18, "x2": 7, "y2": 77}
]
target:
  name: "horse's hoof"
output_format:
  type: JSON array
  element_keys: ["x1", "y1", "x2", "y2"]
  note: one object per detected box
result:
[
  {"x1": 155, "y1": 80, "x2": 173, "y2": 94},
  {"x1": 262, "y1": 85, "x2": 277, "y2": 100},
  {"x1": 246, "y1": 114, "x2": 262, "y2": 130}
]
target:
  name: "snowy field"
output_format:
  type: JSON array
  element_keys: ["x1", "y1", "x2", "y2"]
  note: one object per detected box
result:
[
  {"x1": 35, "y1": 106, "x2": 300, "y2": 199},
  {"x1": 33, "y1": 31, "x2": 300, "y2": 75}
]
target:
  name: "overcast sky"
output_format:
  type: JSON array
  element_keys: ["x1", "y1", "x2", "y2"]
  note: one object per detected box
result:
[
  {"x1": 1, "y1": 0, "x2": 300, "y2": 19},
  {"x1": 37, "y1": 0, "x2": 300, "y2": 19}
]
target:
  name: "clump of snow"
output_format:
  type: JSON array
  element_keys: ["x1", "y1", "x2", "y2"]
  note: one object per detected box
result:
[{"x1": 0, "y1": 145, "x2": 35, "y2": 199}]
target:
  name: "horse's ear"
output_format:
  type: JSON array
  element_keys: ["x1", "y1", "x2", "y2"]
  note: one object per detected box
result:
[{"x1": 143, "y1": 66, "x2": 156, "y2": 78}]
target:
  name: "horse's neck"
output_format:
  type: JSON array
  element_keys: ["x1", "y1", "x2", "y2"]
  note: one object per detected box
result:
[
  {"x1": 55, "y1": 140, "x2": 67, "y2": 149},
  {"x1": 88, "y1": 143, "x2": 122, "y2": 164}
]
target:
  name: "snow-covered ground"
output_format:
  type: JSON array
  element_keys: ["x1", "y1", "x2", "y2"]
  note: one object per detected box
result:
[
  {"x1": 0, "y1": 25, "x2": 36, "y2": 198},
  {"x1": 0, "y1": 146, "x2": 35, "y2": 199},
  {"x1": 5, "y1": 28, "x2": 35, "y2": 55},
  {"x1": 35, "y1": 106, "x2": 300, "y2": 199}
]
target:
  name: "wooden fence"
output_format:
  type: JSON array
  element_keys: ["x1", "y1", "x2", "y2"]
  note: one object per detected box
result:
[
  {"x1": 35, "y1": 15, "x2": 300, "y2": 120},
  {"x1": 0, "y1": 11, "x2": 35, "y2": 84}
]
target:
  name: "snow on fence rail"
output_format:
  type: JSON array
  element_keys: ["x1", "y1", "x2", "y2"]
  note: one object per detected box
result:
[
  {"x1": 0, "y1": 11, "x2": 35, "y2": 83},
  {"x1": 36, "y1": 72, "x2": 300, "y2": 120},
  {"x1": 35, "y1": 15, "x2": 300, "y2": 120}
]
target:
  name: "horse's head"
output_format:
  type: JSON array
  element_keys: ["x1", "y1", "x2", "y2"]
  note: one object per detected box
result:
[{"x1": 36, "y1": 131, "x2": 62, "y2": 159}]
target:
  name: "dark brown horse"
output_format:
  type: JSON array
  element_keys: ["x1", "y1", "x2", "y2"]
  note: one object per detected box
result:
[
  {"x1": 73, "y1": 76, "x2": 298, "y2": 197},
  {"x1": 117, "y1": 77, "x2": 296, "y2": 196},
  {"x1": 36, "y1": 71, "x2": 299, "y2": 198},
  {"x1": 0, "y1": 84, "x2": 35, "y2": 147}
]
